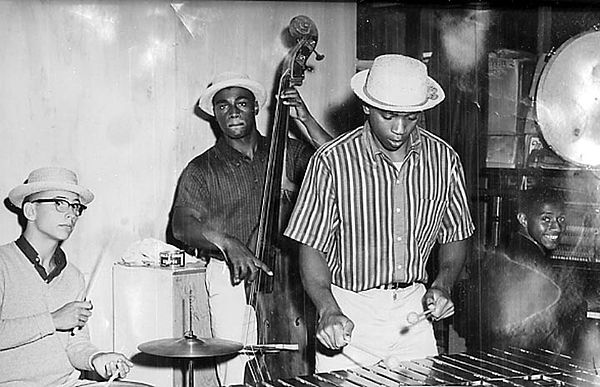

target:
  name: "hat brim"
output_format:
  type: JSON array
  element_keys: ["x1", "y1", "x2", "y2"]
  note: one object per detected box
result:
[
  {"x1": 8, "y1": 182, "x2": 94, "y2": 208},
  {"x1": 350, "y1": 70, "x2": 445, "y2": 112},
  {"x1": 198, "y1": 78, "x2": 267, "y2": 116}
]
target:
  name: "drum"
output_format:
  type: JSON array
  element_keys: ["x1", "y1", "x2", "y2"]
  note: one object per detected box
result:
[
  {"x1": 80, "y1": 381, "x2": 155, "y2": 387},
  {"x1": 535, "y1": 28, "x2": 600, "y2": 166}
]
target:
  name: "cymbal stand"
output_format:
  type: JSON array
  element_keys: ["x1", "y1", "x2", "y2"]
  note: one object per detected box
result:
[
  {"x1": 185, "y1": 289, "x2": 195, "y2": 387},
  {"x1": 186, "y1": 358, "x2": 194, "y2": 387}
]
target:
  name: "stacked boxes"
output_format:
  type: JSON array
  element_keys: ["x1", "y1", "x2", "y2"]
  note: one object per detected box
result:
[{"x1": 486, "y1": 49, "x2": 537, "y2": 168}]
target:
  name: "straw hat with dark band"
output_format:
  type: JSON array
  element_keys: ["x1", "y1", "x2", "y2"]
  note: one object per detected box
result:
[
  {"x1": 198, "y1": 72, "x2": 266, "y2": 116},
  {"x1": 8, "y1": 167, "x2": 94, "y2": 208},
  {"x1": 351, "y1": 54, "x2": 445, "y2": 113}
]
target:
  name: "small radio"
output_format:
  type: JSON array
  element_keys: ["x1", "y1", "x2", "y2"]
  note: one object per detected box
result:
[{"x1": 159, "y1": 250, "x2": 185, "y2": 267}]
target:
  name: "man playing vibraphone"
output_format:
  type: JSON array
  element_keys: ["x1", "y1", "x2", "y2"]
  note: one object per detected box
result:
[{"x1": 284, "y1": 54, "x2": 475, "y2": 372}]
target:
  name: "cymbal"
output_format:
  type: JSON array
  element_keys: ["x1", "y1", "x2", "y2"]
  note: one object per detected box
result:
[
  {"x1": 536, "y1": 29, "x2": 600, "y2": 166},
  {"x1": 138, "y1": 336, "x2": 243, "y2": 358}
]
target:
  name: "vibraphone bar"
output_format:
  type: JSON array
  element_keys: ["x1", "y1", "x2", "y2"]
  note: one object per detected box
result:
[{"x1": 246, "y1": 347, "x2": 600, "y2": 386}]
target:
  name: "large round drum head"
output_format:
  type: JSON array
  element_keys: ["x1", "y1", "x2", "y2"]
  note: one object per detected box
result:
[{"x1": 536, "y1": 29, "x2": 600, "y2": 166}]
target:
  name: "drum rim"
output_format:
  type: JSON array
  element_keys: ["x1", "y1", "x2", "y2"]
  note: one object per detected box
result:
[{"x1": 84, "y1": 381, "x2": 155, "y2": 387}]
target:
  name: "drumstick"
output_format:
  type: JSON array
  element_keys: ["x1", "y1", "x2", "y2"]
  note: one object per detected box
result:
[
  {"x1": 83, "y1": 237, "x2": 113, "y2": 300},
  {"x1": 106, "y1": 372, "x2": 118, "y2": 386},
  {"x1": 72, "y1": 237, "x2": 112, "y2": 336}
]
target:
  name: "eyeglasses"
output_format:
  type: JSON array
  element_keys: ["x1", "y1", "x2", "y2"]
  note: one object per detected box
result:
[{"x1": 31, "y1": 198, "x2": 87, "y2": 216}]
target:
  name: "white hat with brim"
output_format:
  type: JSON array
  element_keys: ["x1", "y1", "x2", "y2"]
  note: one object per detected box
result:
[
  {"x1": 198, "y1": 72, "x2": 267, "y2": 116},
  {"x1": 351, "y1": 54, "x2": 445, "y2": 113},
  {"x1": 8, "y1": 167, "x2": 94, "y2": 208}
]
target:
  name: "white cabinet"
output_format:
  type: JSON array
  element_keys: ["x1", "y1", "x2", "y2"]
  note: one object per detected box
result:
[{"x1": 112, "y1": 263, "x2": 218, "y2": 387}]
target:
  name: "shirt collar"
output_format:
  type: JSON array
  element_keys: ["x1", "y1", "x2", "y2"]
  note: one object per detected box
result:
[
  {"x1": 15, "y1": 235, "x2": 67, "y2": 283},
  {"x1": 362, "y1": 120, "x2": 422, "y2": 165},
  {"x1": 516, "y1": 229, "x2": 548, "y2": 256},
  {"x1": 214, "y1": 133, "x2": 269, "y2": 163}
]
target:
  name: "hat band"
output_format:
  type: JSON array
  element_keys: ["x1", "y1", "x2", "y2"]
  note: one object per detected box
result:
[{"x1": 362, "y1": 81, "x2": 441, "y2": 110}]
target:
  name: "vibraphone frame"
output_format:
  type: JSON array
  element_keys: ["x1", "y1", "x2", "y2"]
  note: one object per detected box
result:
[{"x1": 245, "y1": 347, "x2": 600, "y2": 386}]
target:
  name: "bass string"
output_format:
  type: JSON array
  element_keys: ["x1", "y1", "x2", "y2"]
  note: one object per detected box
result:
[
  {"x1": 243, "y1": 69, "x2": 292, "y2": 384},
  {"x1": 242, "y1": 15, "x2": 322, "y2": 382}
]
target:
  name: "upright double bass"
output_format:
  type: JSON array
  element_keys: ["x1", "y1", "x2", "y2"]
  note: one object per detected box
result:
[{"x1": 245, "y1": 15, "x2": 323, "y2": 383}]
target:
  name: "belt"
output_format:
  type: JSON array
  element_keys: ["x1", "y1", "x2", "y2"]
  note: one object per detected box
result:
[{"x1": 377, "y1": 282, "x2": 413, "y2": 290}]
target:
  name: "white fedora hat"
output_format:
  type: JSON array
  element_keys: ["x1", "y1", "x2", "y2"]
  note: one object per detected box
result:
[
  {"x1": 8, "y1": 167, "x2": 94, "y2": 208},
  {"x1": 198, "y1": 72, "x2": 267, "y2": 116},
  {"x1": 351, "y1": 54, "x2": 445, "y2": 112}
]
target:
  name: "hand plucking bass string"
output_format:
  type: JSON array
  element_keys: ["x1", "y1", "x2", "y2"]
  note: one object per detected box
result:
[{"x1": 218, "y1": 235, "x2": 273, "y2": 285}]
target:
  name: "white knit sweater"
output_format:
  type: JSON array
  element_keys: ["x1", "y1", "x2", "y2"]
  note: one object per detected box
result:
[{"x1": 0, "y1": 242, "x2": 99, "y2": 386}]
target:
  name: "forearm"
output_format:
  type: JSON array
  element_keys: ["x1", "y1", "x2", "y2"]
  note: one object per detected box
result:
[
  {"x1": 431, "y1": 238, "x2": 470, "y2": 292},
  {"x1": 0, "y1": 312, "x2": 55, "y2": 350},
  {"x1": 295, "y1": 114, "x2": 332, "y2": 148},
  {"x1": 66, "y1": 325, "x2": 99, "y2": 371},
  {"x1": 171, "y1": 207, "x2": 230, "y2": 257},
  {"x1": 298, "y1": 244, "x2": 340, "y2": 316}
]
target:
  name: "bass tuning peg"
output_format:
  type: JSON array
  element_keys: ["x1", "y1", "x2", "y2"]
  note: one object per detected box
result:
[{"x1": 314, "y1": 49, "x2": 325, "y2": 61}]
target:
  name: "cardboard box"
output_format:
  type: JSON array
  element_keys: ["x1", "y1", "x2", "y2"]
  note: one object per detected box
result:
[
  {"x1": 486, "y1": 134, "x2": 524, "y2": 168},
  {"x1": 488, "y1": 50, "x2": 536, "y2": 135}
]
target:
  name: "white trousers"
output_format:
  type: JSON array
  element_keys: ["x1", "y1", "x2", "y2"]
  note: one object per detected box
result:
[
  {"x1": 205, "y1": 259, "x2": 256, "y2": 387},
  {"x1": 316, "y1": 283, "x2": 437, "y2": 372}
]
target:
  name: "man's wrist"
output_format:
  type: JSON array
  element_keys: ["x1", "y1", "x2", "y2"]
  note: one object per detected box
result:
[
  {"x1": 317, "y1": 303, "x2": 342, "y2": 318},
  {"x1": 429, "y1": 284, "x2": 451, "y2": 299},
  {"x1": 89, "y1": 351, "x2": 110, "y2": 371}
]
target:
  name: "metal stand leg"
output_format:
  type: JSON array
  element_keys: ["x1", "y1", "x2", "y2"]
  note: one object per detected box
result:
[{"x1": 187, "y1": 359, "x2": 194, "y2": 387}]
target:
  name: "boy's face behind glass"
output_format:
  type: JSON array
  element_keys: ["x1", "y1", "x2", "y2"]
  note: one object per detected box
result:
[{"x1": 526, "y1": 202, "x2": 566, "y2": 251}]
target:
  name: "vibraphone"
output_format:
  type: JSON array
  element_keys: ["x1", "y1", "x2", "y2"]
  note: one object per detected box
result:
[{"x1": 245, "y1": 347, "x2": 600, "y2": 386}]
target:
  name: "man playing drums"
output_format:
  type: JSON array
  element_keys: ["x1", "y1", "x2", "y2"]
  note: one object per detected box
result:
[{"x1": 0, "y1": 167, "x2": 132, "y2": 386}]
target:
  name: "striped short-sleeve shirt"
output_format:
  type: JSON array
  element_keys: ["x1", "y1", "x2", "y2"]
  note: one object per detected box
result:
[{"x1": 284, "y1": 123, "x2": 475, "y2": 292}]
